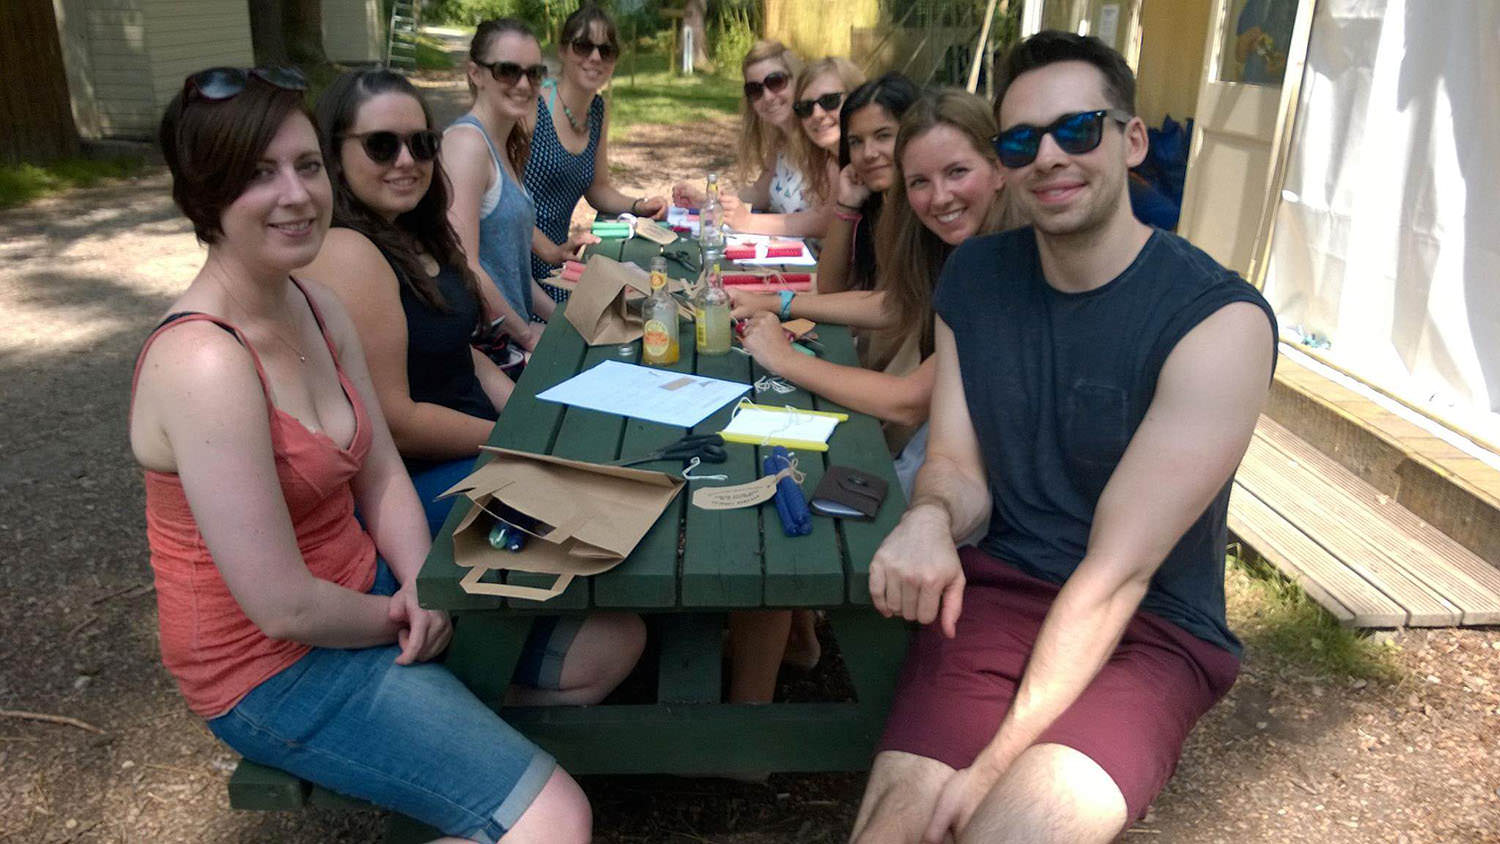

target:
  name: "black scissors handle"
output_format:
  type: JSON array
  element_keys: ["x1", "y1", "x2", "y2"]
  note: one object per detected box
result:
[{"x1": 612, "y1": 434, "x2": 726, "y2": 467}]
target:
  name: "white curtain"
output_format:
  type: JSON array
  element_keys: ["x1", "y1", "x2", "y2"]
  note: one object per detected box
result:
[{"x1": 1262, "y1": 0, "x2": 1500, "y2": 441}]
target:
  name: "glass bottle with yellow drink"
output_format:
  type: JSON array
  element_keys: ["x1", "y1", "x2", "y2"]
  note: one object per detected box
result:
[
  {"x1": 694, "y1": 246, "x2": 732, "y2": 356},
  {"x1": 641, "y1": 255, "x2": 680, "y2": 365}
]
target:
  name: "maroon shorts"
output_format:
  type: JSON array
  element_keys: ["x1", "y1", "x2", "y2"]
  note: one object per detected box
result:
[{"x1": 876, "y1": 546, "x2": 1239, "y2": 822}]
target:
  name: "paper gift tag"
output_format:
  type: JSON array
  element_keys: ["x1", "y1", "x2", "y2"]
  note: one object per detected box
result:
[{"x1": 691, "y1": 473, "x2": 782, "y2": 510}]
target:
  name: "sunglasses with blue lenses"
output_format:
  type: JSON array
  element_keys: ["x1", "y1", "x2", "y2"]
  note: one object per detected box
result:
[
  {"x1": 184, "y1": 66, "x2": 307, "y2": 101},
  {"x1": 991, "y1": 109, "x2": 1132, "y2": 168}
]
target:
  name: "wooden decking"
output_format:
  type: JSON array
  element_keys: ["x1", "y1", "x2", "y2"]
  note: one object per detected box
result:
[{"x1": 1230, "y1": 416, "x2": 1500, "y2": 627}]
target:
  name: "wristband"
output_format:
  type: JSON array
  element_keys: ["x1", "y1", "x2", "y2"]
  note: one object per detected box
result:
[
  {"x1": 630, "y1": 197, "x2": 643, "y2": 215},
  {"x1": 833, "y1": 207, "x2": 862, "y2": 223},
  {"x1": 778, "y1": 290, "x2": 795, "y2": 321}
]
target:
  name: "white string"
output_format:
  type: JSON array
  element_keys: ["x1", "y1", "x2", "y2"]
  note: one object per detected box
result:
[
  {"x1": 681, "y1": 456, "x2": 728, "y2": 481},
  {"x1": 753, "y1": 374, "x2": 795, "y2": 394}
]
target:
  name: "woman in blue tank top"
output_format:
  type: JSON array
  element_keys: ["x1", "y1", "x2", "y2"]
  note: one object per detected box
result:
[
  {"x1": 445, "y1": 19, "x2": 554, "y2": 351},
  {"x1": 527, "y1": 5, "x2": 668, "y2": 302}
]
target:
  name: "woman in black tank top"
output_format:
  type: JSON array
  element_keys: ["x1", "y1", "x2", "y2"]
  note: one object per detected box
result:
[{"x1": 299, "y1": 69, "x2": 510, "y2": 536}]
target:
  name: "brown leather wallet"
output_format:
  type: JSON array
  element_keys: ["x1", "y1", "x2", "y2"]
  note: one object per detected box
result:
[{"x1": 810, "y1": 466, "x2": 889, "y2": 520}]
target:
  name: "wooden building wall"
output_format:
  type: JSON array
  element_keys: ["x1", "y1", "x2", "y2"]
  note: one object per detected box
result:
[{"x1": 1, "y1": 0, "x2": 80, "y2": 163}]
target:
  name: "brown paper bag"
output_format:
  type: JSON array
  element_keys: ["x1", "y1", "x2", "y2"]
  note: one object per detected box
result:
[
  {"x1": 564, "y1": 255, "x2": 652, "y2": 345},
  {"x1": 439, "y1": 446, "x2": 685, "y2": 602}
]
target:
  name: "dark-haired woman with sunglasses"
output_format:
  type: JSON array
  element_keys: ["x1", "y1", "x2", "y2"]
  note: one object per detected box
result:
[
  {"x1": 446, "y1": 18, "x2": 556, "y2": 352},
  {"x1": 135, "y1": 67, "x2": 630, "y2": 843},
  {"x1": 300, "y1": 69, "x2": 516, "y2": 540},
  {"x1": 526, "y1": 4, "x2": 667, "y2": 303}
]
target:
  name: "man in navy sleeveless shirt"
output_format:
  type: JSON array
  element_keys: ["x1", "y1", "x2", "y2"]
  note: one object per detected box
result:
[{"x1": 852, "y1": 32, "x2": 1278, "y2": 844}]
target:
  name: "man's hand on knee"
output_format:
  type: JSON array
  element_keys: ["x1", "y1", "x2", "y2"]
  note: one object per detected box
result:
[{"x1": 869, "y1": 503, "x2": 966, "y2": 637}]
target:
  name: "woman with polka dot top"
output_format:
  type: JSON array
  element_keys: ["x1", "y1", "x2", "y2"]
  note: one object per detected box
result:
[{"x1": 527, "y1": 4, "x2": 668, "y2": 303}]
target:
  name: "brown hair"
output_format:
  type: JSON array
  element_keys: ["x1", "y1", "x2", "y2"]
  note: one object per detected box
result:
[
  {"x1": 790, "y1": 57, "x2": 865, "y2": 203},
  {"x1": 158, "y1": 76, "x2": 313, "y2": 244},
  {"x1": 468, "y1": 18, "x2": 535, "y2": 176},
  {"x1": 315, "y1": 69, "x2": 481, "y2": 316},
  {"x1": 736, "y1": 40, "x2": 802, "y2": 182},
  {"x1": 874, "y1": 89, "x2": 1017, "y2": 358},
  {"x1": 559, "y1": 3, "x2": 618, "y2": 55},
  {"x1": 995, "y1": 30, "x2": 1136, "y2": 120}
]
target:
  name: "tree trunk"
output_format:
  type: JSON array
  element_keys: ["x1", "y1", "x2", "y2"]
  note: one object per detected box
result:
[
  {"x1": 281, "y1": 0, "x2": 328, "y2": 67},
  {"x1": 246, "y1": 0, "x2": 289, "y2": 66},
  {"x1": 683, "y1": 0, "x2": 710, "y2": 69}
]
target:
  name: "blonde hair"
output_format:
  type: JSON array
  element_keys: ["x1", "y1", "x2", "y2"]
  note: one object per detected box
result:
[
  {"x1": 737, "y1": 40, "x2": 802, "y2": 182},
  {"x1": 874, "y1": 89, "x2": 1019, "y2": 359},
  {"x1": 790, "y1": 57, "x2": 865, "y2": 203}
]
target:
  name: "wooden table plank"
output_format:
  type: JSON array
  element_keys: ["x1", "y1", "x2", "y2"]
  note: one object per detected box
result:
[
  {"x1": 1236, "y1": 438, "x2": 1459, "y2": 625},
  {"x1": 1254, "y1": 419, "x2": 1500, "y2": 624},
  {"x1": 681, "y1": 347, "x2": 763, "y2": 607},
  {"x1": 592, "y1": 326, "x2": 699, "y2": 608},
  {"x1": 504, "y1": 342, "x2": 630, "y2": 610},
  {"x1": 752, "y1": 360, "x2": 846, "y2": 607},
  {"x1": 810, "y1": 326, "x2": 907, "y2": 605}
]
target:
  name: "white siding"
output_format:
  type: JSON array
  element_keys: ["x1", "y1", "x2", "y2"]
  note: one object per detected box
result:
[
  {"x1": 323, "y1": 0, "x2": 383, "y2": 64},
  {"x1": 84, "y1": 2, "x2": 153, "y2": 137},
  {"x1": 144, "y1": 0, "x2": 252, "y2": 119}
]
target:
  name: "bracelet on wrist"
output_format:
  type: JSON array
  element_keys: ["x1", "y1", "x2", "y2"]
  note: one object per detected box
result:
[
  {"x1": 630, "y1": 197, "x2": 643, "y2": 215},
  {"x1": 834, "y1": 208, "x2": 862, "y2": 223},
  {"x1": 778, "y1": 290, "x2": 796, "y2": 321}
]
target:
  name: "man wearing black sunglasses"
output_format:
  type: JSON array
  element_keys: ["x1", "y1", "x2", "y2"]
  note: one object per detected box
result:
[{"x1": 854, "y1": 31, "x2": 1277, "y2": 844}]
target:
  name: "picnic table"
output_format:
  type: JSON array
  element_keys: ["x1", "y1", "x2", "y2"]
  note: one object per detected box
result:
[{"x1": 415, "y1": 235, "x2": 911, "y2": 778}]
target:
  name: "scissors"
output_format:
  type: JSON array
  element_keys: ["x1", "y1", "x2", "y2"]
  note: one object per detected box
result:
[{"x1": 609, "y1": 434, "x2": 727, "y2": 468}]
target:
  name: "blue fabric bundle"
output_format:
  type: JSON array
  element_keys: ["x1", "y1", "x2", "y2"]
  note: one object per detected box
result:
[{"x1": 763, "y1": 446, "x2": 812, "y2": 537}]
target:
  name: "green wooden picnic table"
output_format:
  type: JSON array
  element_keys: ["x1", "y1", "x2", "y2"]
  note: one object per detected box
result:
[{"x1": 415, "y1": 235, "x2": 910, "y2": 778}]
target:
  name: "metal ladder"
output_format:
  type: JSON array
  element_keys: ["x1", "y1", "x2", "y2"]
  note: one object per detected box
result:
[{"x1": 385, "y1": 0, "x2": 420, "y2": 71}]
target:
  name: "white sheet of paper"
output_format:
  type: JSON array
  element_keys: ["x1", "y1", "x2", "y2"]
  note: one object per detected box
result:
[
  {"x1": 720, "y1": 405, "x2": 840, "y2": 445},
  {"x1": 535, "y1": 360, "x2": 750, "y2": 427}
]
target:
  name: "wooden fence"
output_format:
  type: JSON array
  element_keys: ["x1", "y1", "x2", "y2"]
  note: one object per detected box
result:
[{"x1": 0, "y1": 0, "x2": 80, "y2": 164}]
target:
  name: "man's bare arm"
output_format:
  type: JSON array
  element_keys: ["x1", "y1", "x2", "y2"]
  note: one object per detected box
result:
[{"x1": 869, "y1": 318, "x2": 991, "y2": 637}]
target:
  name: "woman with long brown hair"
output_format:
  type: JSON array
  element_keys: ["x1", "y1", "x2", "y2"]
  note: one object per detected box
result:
[{"x1": 733, "y1": 89, "x2": 1016, "y2": 491}]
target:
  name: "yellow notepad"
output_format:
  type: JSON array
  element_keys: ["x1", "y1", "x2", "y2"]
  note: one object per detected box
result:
[{"x1": 718, "y1": 402, "x2": 848, "y2": 452}]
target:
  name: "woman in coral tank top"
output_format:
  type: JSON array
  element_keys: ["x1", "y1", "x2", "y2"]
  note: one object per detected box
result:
[{"x1": 129, "y1": 67, "x2": 641, "y2": 842}]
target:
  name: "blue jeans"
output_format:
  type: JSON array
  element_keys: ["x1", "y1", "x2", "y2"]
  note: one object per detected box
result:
[
  {"x1": 409, "y1": 456, "x2": 480, "y2": 538},
  {"x1": 207, "y1": 563, "x2": 572, "y2": 841}
]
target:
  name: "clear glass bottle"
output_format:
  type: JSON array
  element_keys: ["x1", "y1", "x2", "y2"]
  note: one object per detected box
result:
[
  {"x1": 699, "y1": 172, "x2": 724, "y2": 250},
  {"x1": 694, "y1": 247, "x2": 732, "y2": 356},
  {"x1": 641, "y1": 256, "x2": 680, "y2": 365}
]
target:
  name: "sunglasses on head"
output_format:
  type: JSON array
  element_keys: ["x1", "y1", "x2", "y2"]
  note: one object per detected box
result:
[
  {"x1": 342, "y1": 130, "x2": 441, "y2": 165},
  {"x1": 991, "y1": 108, "x2": 1132, "y2": 168},
  {"x1": 743, "y1": 71, "x2": 791, "y2": 101},
  {"x1": 792, "y1": 91, "x2": 844, "y2": 119},
  {"x1": 474, "y1": 59, "x2": 548, "y2": 86},
  {"x1": 568, "y1": 38, "x2": 619, "y2": 62},
  {"x1": 184, "y1": 66, "x2": 307, "y2": 101}
]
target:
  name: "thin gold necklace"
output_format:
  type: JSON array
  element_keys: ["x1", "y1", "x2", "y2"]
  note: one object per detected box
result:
[{"x1": 214, "y1": 274, "x2": 309, "y2": 364}]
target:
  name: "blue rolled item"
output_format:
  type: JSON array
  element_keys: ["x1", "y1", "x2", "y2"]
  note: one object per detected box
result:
[{"x1": 762, "y1": 446, "x2": 812, "y2": 537}]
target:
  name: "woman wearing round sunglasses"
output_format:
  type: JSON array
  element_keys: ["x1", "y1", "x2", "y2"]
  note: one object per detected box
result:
[
  {"x1": 135, "y1": 67, "x2": 618, "y2": 843},
  {"x1": 299, "y1": 69, "x2": 514, "y2": 538},
  {"x1": 733, "y1": 90, "x2": 1017, "y2": 495},
  {"x1": 527, "y1": 4, "x2": 667, "y2": 303},
  {"x1": 446, "y1": 18, "x2": 556, "y2": 352}
]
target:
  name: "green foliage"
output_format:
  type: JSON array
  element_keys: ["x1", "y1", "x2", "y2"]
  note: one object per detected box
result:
[
  {"x1": 608, "y1": 52, "x2": 741, "y2": 138},
  {"x1": 709, "y1": 1, "x2": 759, "y2": 78},
  {"x1": 414, "y1": 32, "x2": 460, "y2": 69},
  {"x1": 425, "y1": 0, "x2": 516, "y2": 27},
  {"x1": 1227, "y1": 550, "x2": 1402, "y2": 683},
  {"x1": 0, "y1": 156, "x2": 147, "y2": 210}
]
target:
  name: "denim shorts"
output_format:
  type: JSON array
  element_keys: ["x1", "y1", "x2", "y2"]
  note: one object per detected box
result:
[{"x1": 208, "y1": 562, "x2": 580, "y2": 841}]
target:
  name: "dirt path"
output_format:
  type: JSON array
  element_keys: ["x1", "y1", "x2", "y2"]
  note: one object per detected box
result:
[{"x1": 1, "y1": 73, "x2": 1497, "y2": 844}]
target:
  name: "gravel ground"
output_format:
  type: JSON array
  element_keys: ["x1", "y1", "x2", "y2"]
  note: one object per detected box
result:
[{"x1": 2, "y1": 72, "x2": 1497, "y2": 844}]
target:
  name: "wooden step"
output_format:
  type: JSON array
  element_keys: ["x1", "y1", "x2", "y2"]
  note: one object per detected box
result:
[{"x1": 1230, "y1": 417, "x2": 1500, "y2": 627}]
